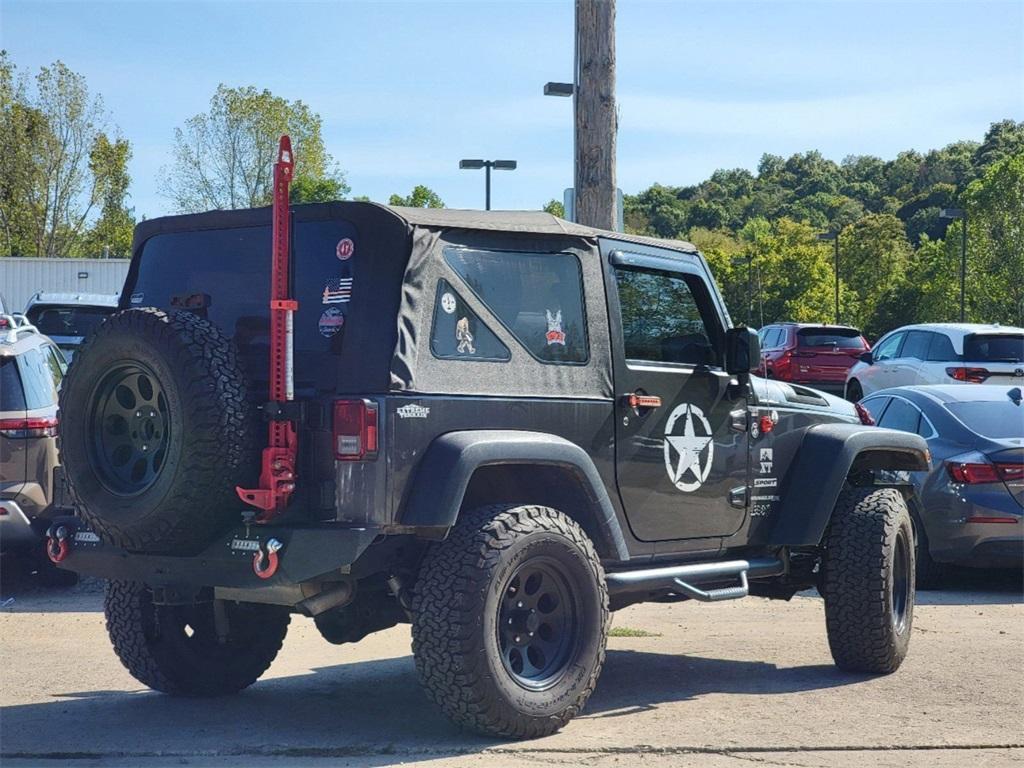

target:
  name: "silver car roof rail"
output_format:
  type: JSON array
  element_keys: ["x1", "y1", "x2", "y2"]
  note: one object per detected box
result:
[{"x1": 0, "y1": 313, "x2": 40, "y2": 344}]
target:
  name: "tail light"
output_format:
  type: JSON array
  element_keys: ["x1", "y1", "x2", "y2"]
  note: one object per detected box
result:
[
  {"x1": 854, "y1": 402, "x2": 876, "y2": 425},
  {"x1": 947, "y1": 461, "x2": 1022, "y2": 484},
  {"x1": 333, "y1": 399, "x2": 378, "y2": 461},
  {"x1": 0, "y1": 416, "x2": 58, "y2": 438},
  {"x1": 946, "y1": 366, "x2": 990, "y2": 383}
]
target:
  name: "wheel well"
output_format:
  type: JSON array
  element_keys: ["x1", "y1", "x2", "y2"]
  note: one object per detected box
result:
[
  {"x1": 460, "y1": 464, "x2": 614, "y2": 559},
  {"x1": 850, "y1": 448, "x2": 928, "y2": 474}
]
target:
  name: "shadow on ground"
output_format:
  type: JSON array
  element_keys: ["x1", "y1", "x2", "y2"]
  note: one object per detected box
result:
[
  {"x1": 0, "y1": 649, "x2": 866, "y2": 760},
  {"x1": 797, "y1": 567, "x2": 1022, "y2": 607}
]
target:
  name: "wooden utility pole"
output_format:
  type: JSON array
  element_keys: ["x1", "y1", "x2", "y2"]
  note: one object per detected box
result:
[{"x1": 574, "y1": 0, "x2": 617, "y2": 230}]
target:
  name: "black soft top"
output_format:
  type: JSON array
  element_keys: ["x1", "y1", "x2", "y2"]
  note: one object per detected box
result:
[
  {"x1": 126, "y1": 202, "x2": 702, "y2": 400},
  {"x1": 132, "y1": 201, "x2": 698, "y2": 256}
]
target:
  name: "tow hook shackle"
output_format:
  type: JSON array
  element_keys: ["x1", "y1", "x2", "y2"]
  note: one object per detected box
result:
[
  {"x1": 253, "y1": 538, "x2": 283, "y2": 580},
  {"x1": 46, "y1": 525, "x2": 70, "y2": 564}
]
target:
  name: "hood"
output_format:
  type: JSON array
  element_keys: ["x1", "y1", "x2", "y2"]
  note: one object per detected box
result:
[{"x1": 750, "y1": 376, "x2": 859, "y2": 422}]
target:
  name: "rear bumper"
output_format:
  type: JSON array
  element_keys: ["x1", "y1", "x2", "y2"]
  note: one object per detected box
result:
[
  {"x1": 51, "y1": 516, "x2": 382, "y2": 588},
  {"x1": 0, "y1": 500, "x2": 39, "y2": 547}
]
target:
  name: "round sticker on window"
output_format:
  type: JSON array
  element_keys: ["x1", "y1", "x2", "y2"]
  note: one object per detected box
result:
[
  {"x1": 336, "y1": 238, "x2": 355, "y2": 260},
  {"x1": 318, "y1": 307, "x2": 345, "y2": 338},
  {"x1": 440, "y1": 292, "x2": 457, "y2": 314}
]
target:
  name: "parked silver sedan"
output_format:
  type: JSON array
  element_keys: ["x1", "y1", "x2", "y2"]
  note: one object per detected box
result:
[{"x1": 859, "y1": 384, "x2": 1023, "y2": 587}]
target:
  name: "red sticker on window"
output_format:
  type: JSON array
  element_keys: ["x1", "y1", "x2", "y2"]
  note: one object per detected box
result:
[{"x1": 336, "y1": 238, "x2": 355, "y2": 260}]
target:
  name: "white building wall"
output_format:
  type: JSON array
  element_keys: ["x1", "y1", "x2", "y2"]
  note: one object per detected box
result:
[{"x1": 0, "y1": 258, "x2": 129, "y2": 311}]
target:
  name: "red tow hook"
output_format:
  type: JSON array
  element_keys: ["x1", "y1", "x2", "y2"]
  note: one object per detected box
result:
[
  {"x1": 253, "y1": 538, "x2": 283, "y2": 580},
  {"x1": 46, "y1": 525, "x2": 70, "y2": 564}
]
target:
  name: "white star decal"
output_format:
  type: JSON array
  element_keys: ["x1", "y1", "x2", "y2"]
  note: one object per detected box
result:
[{"x1": 663, "y1": 403, "x2": 715, "y2": 492}]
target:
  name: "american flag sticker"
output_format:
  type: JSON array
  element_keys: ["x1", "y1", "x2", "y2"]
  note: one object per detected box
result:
[{"x1": 322, "y1": 277, "x2": 353, "y2": 304}]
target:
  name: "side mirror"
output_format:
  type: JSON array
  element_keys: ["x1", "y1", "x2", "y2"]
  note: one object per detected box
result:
[
  {"x1": 726, "y1": 327, "x2": 760, "y2": 376},
  {"x1": 859, "y1": 351, "x2": 874, "y2": 365}
]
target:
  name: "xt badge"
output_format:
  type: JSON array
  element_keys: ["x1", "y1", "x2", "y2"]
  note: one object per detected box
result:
[{"x1": 663, "y1": 402, "x2": 714, "y2": 492}]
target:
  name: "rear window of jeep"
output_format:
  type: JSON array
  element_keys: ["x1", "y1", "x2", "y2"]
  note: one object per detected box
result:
[{"x1": 444, "y1": 248, "x2": 588, "y2": 364}]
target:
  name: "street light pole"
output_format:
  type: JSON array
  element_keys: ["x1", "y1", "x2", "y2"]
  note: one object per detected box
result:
[
  {"x1": 940, "y1": 207, "x2": 967, "y2": 322},
  {"x1": 459, "y1": 159, "x2": 517, "y2": 211},
  {"x1": 818, "y1": 231, "x2": 840, "y2": 323}
]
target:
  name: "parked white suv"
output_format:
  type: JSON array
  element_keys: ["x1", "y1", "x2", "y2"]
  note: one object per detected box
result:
[{"x1": 845, "y1": 323, "x2": 1024, "y2": 401}]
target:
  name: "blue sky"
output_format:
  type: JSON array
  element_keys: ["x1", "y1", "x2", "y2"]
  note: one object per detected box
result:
[{"x1": 3, "y1": 0, "x2": 1022, "y2": 219}]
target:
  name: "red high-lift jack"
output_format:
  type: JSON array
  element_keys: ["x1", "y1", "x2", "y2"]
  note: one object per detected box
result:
[{"x1": 236, "y1": 136, "x2": 299, "y2": 521}]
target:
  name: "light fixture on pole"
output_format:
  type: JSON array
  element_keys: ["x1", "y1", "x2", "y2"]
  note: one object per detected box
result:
[
  {"x1": 459, "y1": 159, "x2": 517, "y2": 211},
  {"x1": 940, "y1": 207, "x2": 967, "y2": 322},
  {"x1": 544, "y1": 80, "x2": 576, "y2": 221},
  {"x1": 818, "y1": 231, "x2": 840, "y2": 324}
]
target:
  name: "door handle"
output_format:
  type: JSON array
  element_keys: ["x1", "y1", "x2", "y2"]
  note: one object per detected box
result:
[{"x1": 623, "y1": 393, "x2": 662, "y2": 410}]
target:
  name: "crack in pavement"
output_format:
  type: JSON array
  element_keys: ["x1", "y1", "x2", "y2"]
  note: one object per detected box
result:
[{"x1": 3, "y1": 743, "x2": 1022, "y2": 761}]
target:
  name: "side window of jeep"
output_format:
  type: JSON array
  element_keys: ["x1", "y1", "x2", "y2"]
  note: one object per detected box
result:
[
  {"x1": 444, "y1": 248, "x2": 588, "y2": 364},
  {"x1": 614, "y1": 267, "x2": 721, "y2": 366},
  {"x1": 430, "y1": 280, "x2": 511, "y2": 362}
]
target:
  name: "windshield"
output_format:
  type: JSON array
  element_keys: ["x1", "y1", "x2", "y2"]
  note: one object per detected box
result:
[
  {"x1": 963, "y1": 334, "x2": 1024, "y2": 363},
  {"x1": 797, "y1": 327, "x2": 864, "y2": 348},
  {"x1": 947, "y1": 400, "x2": 1024, "y2": 439},
  {"x1": 27, "y1": 305, "x2": 113, "y2": 338}
]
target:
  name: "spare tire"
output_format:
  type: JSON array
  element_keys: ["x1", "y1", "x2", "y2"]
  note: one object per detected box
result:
[{"x1": 59, "y1": 308, "x2": 258, "y2": 554}]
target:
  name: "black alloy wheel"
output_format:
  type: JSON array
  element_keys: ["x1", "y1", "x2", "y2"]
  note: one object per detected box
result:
[
  {"x1": 89, "y1": 363, "x2": 170, "y2": 495},
  {"x1": 891, "y1": 524, "x2": 912, "y2": 634},
  {"x1": 498, "y1": 558, "x2": 582, "y2": 690}
]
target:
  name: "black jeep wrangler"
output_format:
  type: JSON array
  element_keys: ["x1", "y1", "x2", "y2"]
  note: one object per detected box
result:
[{"x1": 54, "y1": 202, "x2": 928, "y2": 738}]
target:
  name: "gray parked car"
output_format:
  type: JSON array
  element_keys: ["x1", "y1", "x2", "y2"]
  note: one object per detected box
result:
[
  {"x1": 23, "y1": 292, "x2": 119, "y2": 363},
  {"x1": 859, "y1": 385, "x2": 1023, "y2": 587}
]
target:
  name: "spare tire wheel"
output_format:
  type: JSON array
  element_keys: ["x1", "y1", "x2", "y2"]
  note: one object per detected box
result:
[{"x1": 58, "y1": 308, "x2": 257, "y2": 553}]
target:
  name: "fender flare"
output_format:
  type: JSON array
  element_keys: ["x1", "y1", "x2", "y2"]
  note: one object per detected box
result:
[
  {"x1": 400, "y1": 430, "x2": 630, "y2": 561},
  {"x1": 767, "y1": 423, "x2": 929, "y2": 547}
]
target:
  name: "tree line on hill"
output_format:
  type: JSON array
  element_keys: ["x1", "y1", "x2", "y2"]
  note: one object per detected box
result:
[
  {"x1": 614, "y1": 121, "x2": 1023, "y2": 337},
  {"x1": 2, "y1": 55, "x2": 1021, "y2": 337}
]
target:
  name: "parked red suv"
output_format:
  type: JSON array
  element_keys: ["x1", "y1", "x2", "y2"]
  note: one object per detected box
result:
[{"x1": 757, "y1": 323, "x2": 870, "y2": 393}]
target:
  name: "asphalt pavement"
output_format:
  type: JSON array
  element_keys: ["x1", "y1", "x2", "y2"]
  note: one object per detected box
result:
[{"x1": 1, "y1": 565, "x2": 1021, "y2": 767}]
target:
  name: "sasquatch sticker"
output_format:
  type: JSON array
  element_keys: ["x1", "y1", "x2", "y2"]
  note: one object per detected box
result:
[
  {"x1": 455, "y1": 317, "x2": 476, "y2": 354},
  {"x1": 663, "y1": 402, "x2": 714, "y2": 492},
  {"x1": 318, "y1": 307, "x2": 345, "y2": 338},
  {"x1": 545, "y1": 309, "x2": 566, "y2": 346}
]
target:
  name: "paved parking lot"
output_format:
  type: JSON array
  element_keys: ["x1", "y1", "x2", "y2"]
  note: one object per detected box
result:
[{"x1": 1, "y1": 567, "x2": 1021, "y2": 768}]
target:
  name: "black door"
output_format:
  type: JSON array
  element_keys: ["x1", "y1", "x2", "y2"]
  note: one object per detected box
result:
[{"x1": 605, "y1": 246, "x2": 748, "y2": 541}]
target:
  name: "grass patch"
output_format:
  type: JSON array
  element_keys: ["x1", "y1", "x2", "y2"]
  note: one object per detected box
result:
[{"x1": 608, "y1": 626, "x2": 662, "y2": 638}]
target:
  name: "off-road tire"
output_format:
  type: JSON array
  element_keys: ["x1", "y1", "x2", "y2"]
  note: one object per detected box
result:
[
  {"x1": 412, "y1": 505, "x2": 609, "y2": 739},
  {"x1": 821, "y1": 487, "x2": 914, "y2": 673},
  {"x1": 105, "y1": 580, "x2": 289, "y2": 696},
  {"x1": 58, "y1": 308, "x2": 256, "y2": 554}
]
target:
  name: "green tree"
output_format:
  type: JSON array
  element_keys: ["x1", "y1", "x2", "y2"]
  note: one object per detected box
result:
[
  {"x1": 542, "y1": 199, "x2": 565, "y2": 217},
  {"x1": 388, "y1": 185, "x2": 444, "y2": 208},
  {"x1": 963, "y1": 152, "x2": 1024, "y2": 325},
  {"x1": 836, "y1": 214, "x2": 912, "y2": 336},
  {"x1": 83, "y1": 134, "x2": 134, "y2": 257},
  {"x1": 0, "y1": 54, "x2": 128, "y2": 257},
  {"x1": 290, "y1": 176, "x2": 349, "y2": 204},
  {"x1": 161, "y1": 84, "x2": 349, "y2": 212}
]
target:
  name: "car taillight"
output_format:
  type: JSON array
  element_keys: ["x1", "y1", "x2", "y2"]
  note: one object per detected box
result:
[
  {"x1": 854, "y1": 402, "x2": 876, "y2": 425},
  {"x1": 946, "y1": 366, "x2": 990, "y2": 383},
  {"x1": 333, "y1": 399, "x2": 378, "y2": 461},
  {"x1": 947, "y1": 461, "x2": 1022, "y2": 484},
  {"x1": 0, "y1": 416, "x2": 58, "y2": 438}
]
